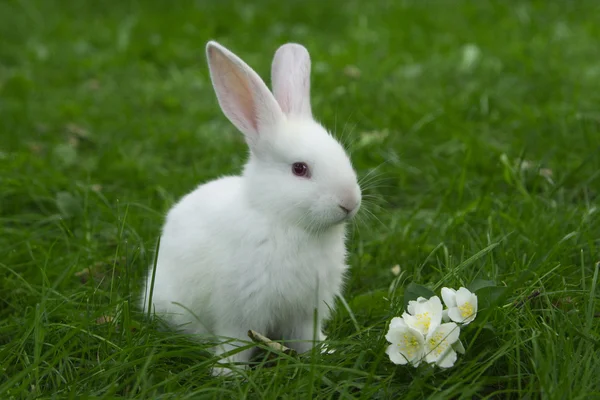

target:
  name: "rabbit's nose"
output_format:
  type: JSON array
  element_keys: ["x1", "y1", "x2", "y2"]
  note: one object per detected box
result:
[
  {"x1": 338, "y1": 192, "x2": 361, "y2": 215},
  {"x1": 337, "y1": 184, "x2": 361, "y2": 215},
  {"x1": 338, "y1": 201, "x2": 359, "y2": 215}
]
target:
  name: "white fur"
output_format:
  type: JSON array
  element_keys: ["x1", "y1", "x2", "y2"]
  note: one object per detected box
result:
[
  {"x1": 142, "y1": 41, "x2": 361, "y2": 375},
  {"x1": 272, "y1": 43, "x2": 312, "y2": 117}
]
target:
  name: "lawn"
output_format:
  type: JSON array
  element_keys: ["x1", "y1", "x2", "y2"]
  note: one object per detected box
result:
[{"x1": 1, "y1": 0, "x2": 600, "y2": 398}]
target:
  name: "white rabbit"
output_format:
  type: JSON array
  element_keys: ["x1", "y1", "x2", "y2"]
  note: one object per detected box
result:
[{"x1": 142, "y1": 41, "x2": 361, "y2": 375}]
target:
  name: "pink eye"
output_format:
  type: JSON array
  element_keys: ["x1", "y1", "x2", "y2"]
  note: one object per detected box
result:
[{"x1": 292, "y1": 162, "x2": 309, "y2": 177}]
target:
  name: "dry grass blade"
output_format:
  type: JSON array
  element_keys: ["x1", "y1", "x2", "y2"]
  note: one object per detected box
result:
[{"x1": 247, "y1": 330, "x2": 297, "y2": 357}]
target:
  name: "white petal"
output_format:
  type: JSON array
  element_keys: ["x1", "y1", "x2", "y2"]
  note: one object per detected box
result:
[
  {"x1": 427, "y1": 296, "x2": 443, "y2": 313},
  {"x1": 391, "y1": 324, "x2": 425, "y2": 364},
  {"x1": 447, "y1": 307, "x2": 464, "y2": 323},
  {"x1": 389, "y1": 317, "x2": 407, "y2": 329},
  {"x1": 401, "y1": 312, "x2": 421, "y2": 334},
  {"x1": 428, "y1": 319, "x2": 441, "y2": 336},
  {"x1": 452, "y1": 339, "x2": 466, "y2": 354},
  {"x1": 425, "y1": 324, "x2": 460, "y2": 367},
  {"x1": 385, "y1": 326, "x2": 408, "y2": 344},
  {"x1": 415, "y1": 296, "x2": 439, "y2": 313},
  {"x1": 408, "y1": 297, "x2": 427, "y2": 315},
  {"x1": 442, "y1": 309, "x2": 450, "y2": 322},
  {"x1": 461, "y1": 294, "x2": 478, "y2": 324},
  {"x1": 320, "y1": 342, "x2": 336, "y2": 354},
  {"x1": 408, "y1": 296, "x2": 443, "y2": 334},
  {"x1": 405, "y1": 347, "x2": 425, "y2": 365},
  {"x1": 407, "y1": 301, "x2": 416, "y2": 315},
  {"x1": 436, "y1": 348, "x2": 458, "y2": 368},
  {"x1": 427, "y1": 296, "x2": 443, "y2": 331},
  {"x1": 463, "y1": 312, "x2": 476, "y2": 325},
  {"x1": 436, "y1": 322, "x2": 460, "y2": 344},
  {"x1": 468, "y1": 294, "x2": 478, "y2": 317},
  {"x1": 455, "y1": 287, "x2": 473, "y2": 305},
  {"x1": 441, "y1": 287, "x2": 457, "y2": 308},
  {"x1": 404, "y1": 326, "x2": 426, "y2": 349},
  {"x1": 386, "y1": 344, "x2": 408, "y2": 365},
  {"x1": 425, "y1": 348, "x2": 439, "y2": 364}
]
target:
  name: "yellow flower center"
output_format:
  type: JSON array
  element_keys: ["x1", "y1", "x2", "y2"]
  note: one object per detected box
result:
[
  {"x1": 428, "y1": 331, "x2": 449, "y2": 355},
  {"x1": 400, "y1": 333, "x2": 420, "y2": 358},
  {"x1": 415, "y1": 312, "x2": 431, "y2": 331},
  {"x1": 458, "y1": 302, "x2": 474, "y2": 319}
]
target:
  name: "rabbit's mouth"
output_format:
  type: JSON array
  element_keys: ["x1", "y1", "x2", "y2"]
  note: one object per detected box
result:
[
  {"x1": 337, "y1": 210, "x2": 358, "y2": 224},
  {"x1": 339, "y1": 203, "x2": 360, "y2": 221}
]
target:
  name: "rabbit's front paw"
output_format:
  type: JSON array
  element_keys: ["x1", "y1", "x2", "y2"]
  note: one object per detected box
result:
[
  {"x1": 211, "y1": 362, "x2": 246, "y2": 377},
  {"x1": 211, "y1": 338, "x2": 253, "y2": 377}
]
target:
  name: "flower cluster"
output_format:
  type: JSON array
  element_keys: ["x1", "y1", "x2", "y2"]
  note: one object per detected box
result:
[{"x1": 385, "y1": 287, "x2": 478, "y2": 368}]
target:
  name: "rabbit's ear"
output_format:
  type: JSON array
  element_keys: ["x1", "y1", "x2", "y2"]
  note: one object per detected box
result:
[
  {"x1": 206, "y1": 41, "x2": 283, "y2": 145},
  {"x1": 271, "y1": 43, "x2": 312, "y2": 118}
]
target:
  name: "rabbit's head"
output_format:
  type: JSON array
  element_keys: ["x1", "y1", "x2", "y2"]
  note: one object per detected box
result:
[{"x1": 206, "y1": 41, "x2": 361, "y2": 232}]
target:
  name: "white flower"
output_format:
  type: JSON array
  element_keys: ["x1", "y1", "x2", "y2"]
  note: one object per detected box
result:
[
  {"x1": 441, "y1": 287, "x2": 478, "y2": 324},
  {"x1": 402, "y1": 296, "x2": 443, "y2": 336},
  {"x1": 424, "y1": 322, "x2": 460, "y2": 368},
  {"x1": 385, "y1": 317, "x2": 425, "y2": 366},
  {"x1": 452, "y1": 339, "x2": 466, "y2": 354}
]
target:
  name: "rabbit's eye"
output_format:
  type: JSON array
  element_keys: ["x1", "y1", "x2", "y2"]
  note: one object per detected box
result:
[{"x1": 292, "y1": 162, "x2": 309, "y2": 178}]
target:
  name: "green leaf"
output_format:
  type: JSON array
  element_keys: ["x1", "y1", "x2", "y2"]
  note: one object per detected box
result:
[
  {"x1": 476, "y1": 286, "x2": 507, "y2": 310},
  {"x1": 468, "y1": 279, "x2": 496, "y2": 293},
  {"x1": 349, "y1": 289, "x2": 388, "y2": 312},
  {"x1": 482, "y1": 322, "x2": 496, "y2": 332},
  {"x1": 337, "y1": 289, "x2": 388, "y2": 327},
  {"x1": 454, "y1": 242, "x2": 500, "y2": 272},
  {"x1": 403, "y1": 282, "x2": 436, "y2": 309}
]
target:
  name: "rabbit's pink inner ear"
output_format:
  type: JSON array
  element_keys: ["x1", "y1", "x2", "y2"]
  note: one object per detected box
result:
[
  {"x1": 207, "y1": 45, "x2": 259, "y2": 135},
  {"x1": 271, "y1": 43, "x2": 312, "y2": 118},
  {"x1": 207, "y1": 41, "x2": 285, "y2": 145}
]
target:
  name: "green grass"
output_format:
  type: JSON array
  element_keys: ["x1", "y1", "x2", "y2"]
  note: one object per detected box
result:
[{"x1": 1, "y1": 0, "x2": 600, "y2": 398}]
